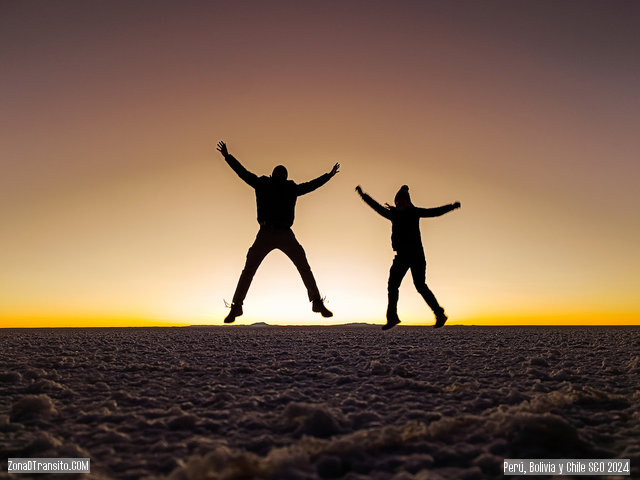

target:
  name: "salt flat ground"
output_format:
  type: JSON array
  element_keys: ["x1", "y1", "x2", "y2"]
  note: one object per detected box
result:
[{"x1": 1, "y1": 326, "x2": 639, "y2": 480}]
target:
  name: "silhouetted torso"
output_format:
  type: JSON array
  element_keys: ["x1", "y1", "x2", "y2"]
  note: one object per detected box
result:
[
  {"x1": 254, "y1": 177, "x2": 298, "y2": 229},
  {"x1": 389, "y1": 207, "x2": 425, "y2": 253}
]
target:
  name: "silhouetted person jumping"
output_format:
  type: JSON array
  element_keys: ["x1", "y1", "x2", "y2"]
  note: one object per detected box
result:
[
  {"x1": 356, "y1": 185, "x2": 460, "y2": 330},
  {"x1": 217, "y1": 141, "x2": 339, "y2": 323}
]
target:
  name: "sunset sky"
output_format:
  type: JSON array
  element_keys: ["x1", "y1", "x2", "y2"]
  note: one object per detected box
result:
[{"x1": 2, "y1": 1, "x2": 639, "y2": 327}]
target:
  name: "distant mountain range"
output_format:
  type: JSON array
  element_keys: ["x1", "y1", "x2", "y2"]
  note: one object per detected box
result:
[
  {"x1": 187, "y1": 322, "x2": 379, "y2": 328},
  {"x1": 248, "y1": 322, "x2": 377, "y2": 327},
  {"x1": 188, "y1": 322, "x2": 470, "y2": 328}
]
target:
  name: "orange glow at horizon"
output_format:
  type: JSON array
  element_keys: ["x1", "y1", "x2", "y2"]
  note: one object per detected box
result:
[
  {"x1": 2, "y1": 2, "x2": 639, "y2": 327},
  {"x1": 0, "y1": 317, "x2": 189, "y2": 329},
  {"x1": 2, "y1": 312, "x2": 638, "y2": 329}
]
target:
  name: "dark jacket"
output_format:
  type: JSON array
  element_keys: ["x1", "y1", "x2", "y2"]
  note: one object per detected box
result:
[
  {"x1": 224, "y1": 154, "x2": 331, "y2": 228},
  {"x1": 360, "y1": 193, "x2": 457, "y2": 253}
]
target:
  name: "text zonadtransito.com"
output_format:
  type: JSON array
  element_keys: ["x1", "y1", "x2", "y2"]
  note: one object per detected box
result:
[{"x1": 8, "y1": 458, "x2": 90, "y2": 473}]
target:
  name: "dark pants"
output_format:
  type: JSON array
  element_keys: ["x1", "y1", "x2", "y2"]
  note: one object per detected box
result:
[
  {"x1": 232, "y1": 226, "x2": 321, "y2": 305},
  {"x1": 387, "y1": 250, "x2": 444, "y2": 316}
]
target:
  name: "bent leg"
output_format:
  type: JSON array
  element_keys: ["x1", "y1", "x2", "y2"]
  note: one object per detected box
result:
[
  {"x1": 410, "y1": 255, "x2": 444, "y2": 316},
  {"x1": 232, "y1": 231, "x2": 273, "y2": 305},
  {"x1": 278, "y1": 230, "x2": 321, "y2": 301}
]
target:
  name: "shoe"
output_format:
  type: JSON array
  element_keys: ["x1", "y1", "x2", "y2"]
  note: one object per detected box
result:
[
  {"x1": 312, "y1": 299, "x2": 333, "y2": 318},
  {"x1": 224, "y1": 303, "x2": 243, "y2": 324},
  {"x1": 382, "y1": 311, "x2": 401, "y2": 330},
  {"x1": 434, "y1": 312, "x2": 448, "y2": 329}
]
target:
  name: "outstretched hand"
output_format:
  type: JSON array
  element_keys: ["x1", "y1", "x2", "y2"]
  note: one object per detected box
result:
[
  {"x1": 216, "y1": 141, "x2": 228, "y2": 157},
  {"x1": 355, "y1": 185, "x2": 363, "y2": 195},
  {"x1": 453, "y1": 201, "x2": 461, "y2": 209},
  {"x1": 329, "y1": 163, "x2": 340, "y2": 177}
]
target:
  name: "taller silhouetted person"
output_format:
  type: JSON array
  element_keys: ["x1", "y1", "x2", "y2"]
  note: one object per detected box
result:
[
  {"x1": 217, "y1": 141, "x2": 339, "y2": 323},
  {"x1": 356, "y1": 185, "x2": 460, "y2": 330}
]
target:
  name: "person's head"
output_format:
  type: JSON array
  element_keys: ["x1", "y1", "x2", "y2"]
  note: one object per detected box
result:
[
  {"x1": 271, "y1": 165, "x2": 288, "y2": 181},
  {"x1": 394, "y1": 185, "x2": 413, "y2": 209}
]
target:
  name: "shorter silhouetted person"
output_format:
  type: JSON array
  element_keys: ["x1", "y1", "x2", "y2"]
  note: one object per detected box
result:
[
  {"x1": 356, "y1": 184, "x2": 460, "y2": 330},
  {"x1": 217, "y1": 141, "x2": 339, "y2": 323}
]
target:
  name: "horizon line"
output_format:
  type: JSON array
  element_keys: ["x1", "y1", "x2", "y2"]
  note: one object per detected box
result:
[{"x1": 2, "y1": 323, "x2": 640, "y2": 329}]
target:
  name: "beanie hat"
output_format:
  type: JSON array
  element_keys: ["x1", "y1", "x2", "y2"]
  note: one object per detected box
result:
[{"x1": 394, "y1": 185, "x2": 412, "y2": 205}]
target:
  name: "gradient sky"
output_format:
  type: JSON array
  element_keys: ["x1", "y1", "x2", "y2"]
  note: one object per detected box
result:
[{"x1": 2, "y1": 1, "x2": 639, "y2": 327}]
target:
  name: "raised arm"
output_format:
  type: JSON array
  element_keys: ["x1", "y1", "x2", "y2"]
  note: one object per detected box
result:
[
  {"x1": 355, "y1": 186, "x2": 392, "y2": 220},
  {"x1": 417, "y1": 201, "x2": 461, "y2": 218},
  {"x1": 296, "y1": 162, "x2": 340, "y2": 196},
  {"x1": 217, "y1": 141, "x2": 259, "y2": 188}
]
